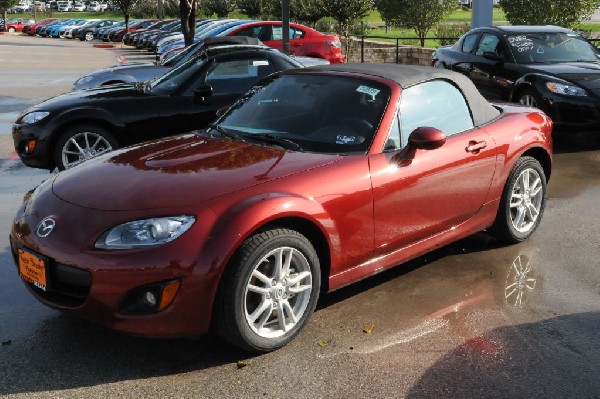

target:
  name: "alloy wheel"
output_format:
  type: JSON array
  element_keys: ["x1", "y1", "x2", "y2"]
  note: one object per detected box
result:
[
  {"x1": 509, "y1": 167, "x2": 544, "y2": 233},
  {"x1": 61, "y1": 132, "x2": 113, "y2": 168}
]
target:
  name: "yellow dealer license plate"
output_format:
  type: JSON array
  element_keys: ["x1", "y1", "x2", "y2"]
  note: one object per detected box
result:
[{"x1": 18, "y1": 249, "x2": 48, "y2": 292}]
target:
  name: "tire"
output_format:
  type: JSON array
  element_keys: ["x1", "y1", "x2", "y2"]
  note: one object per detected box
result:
[
  {"x1": 215, "y1": 228, "x2": 321, "y2": 352},
  {"x1": 84, "y1": 31, "x2": 93, "y2": 41},
  {"x1": 54, "y1": 124, "x2": 118, "y2": 170},
  {"x1": 517, "y1": 88, "x2": 544, "y2": 110},
  {"x1": 8, "y1": 27, "x2": 15, "y2": 33},
  {"x1": 490, "y1": 156, "x2": 547, "y2": 244}
]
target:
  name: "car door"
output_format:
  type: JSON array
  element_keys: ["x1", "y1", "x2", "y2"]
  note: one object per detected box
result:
[
  {"x1": 157, "y1": 53, "x2": 278, "y2": 133},
  {"x1": 369, "y1": 80, "x2": 497, "y2": 251},
  {"x1": 469, "y1": 32, "x2": 515, "y2": 100}
]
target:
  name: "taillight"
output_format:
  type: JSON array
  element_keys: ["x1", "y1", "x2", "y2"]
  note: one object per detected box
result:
[{"x1": 326, "y1": 39, "x2": 341, "y2": 48}]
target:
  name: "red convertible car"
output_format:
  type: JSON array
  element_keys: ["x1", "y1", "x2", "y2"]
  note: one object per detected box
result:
[
  {"x1": 10, "y1": 64, "x2": 552, "y2": 352},
  {"x1": 1, "y1": 18, "x2": 35, "y2": 32}
]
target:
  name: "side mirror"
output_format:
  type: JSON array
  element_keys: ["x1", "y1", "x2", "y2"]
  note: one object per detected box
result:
[
  {"x1": 408, "y1": 126, "x2": 446, "y2": 150},
  {"x1": 483, "y1": 51, "x2": 504, "y2": 63},
  {"x1": 193, "y1": 83, "x2": 213, "y2": 101}
]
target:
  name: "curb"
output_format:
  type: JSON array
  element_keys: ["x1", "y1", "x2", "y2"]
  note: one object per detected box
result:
[{"x1": 93, "y1": 43, "x2": 115, "y2": 49}]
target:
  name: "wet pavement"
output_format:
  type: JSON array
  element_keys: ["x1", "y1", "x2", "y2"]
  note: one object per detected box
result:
[{"x1": 1, "y1": 35, "x2": 600, "y2": 398}]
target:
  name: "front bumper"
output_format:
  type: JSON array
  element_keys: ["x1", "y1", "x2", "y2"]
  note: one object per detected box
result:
[{"x1": 10, "y1": 189, "x2": 219, "y2": 338}]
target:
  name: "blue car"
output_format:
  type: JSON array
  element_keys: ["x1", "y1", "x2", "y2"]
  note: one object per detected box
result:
[{"x1": 49, "y1": 19, "x2": 86, "y2": 38}]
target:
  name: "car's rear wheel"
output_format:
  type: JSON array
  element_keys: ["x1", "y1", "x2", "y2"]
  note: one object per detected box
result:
[
  {"x1": 54, "y1": 125, "x2": 118, "y2": 170},
  {"x1": 8, "y1": 27, "x2": 15, "y2": 32},
  {"x1": 215, "y1": 228, "x2": 321, "y2": 352},
  {"x1": 84, "y1": 31, "x2": 93, "y2": 41},
  {"x1": 490, "y1": 156, "x2": 547, "y2": 243}
]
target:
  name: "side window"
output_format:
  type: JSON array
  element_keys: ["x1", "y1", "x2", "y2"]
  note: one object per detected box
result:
[
  {"x1": 462, "y1": 33, "x2": 479, "y2": 53},
  {"x1": 291, "y1": 27, "x2": 305, "y2": 39},
  {"x1": 233, "y1": 26, "x2": 263, "y2": 40},
  {"x1": 475, "y1": 33, "x2": 503, "y2": 57},
  {"x1": 383, "y1": 114, "x2": 401, "y2": 151},
  {"x1": 399, "y1": 80, "x2": 474, "y2": 146},
  {"x1": 272, "y1": 26, "x2": 298, "y2": 41},
  {"x1": 204, "y1": 59, "x2": 277, "y2": 95}
]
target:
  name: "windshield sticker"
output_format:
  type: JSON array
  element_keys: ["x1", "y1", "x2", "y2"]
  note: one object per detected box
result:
[
  {"x1": 508, "y1": 36, "x2": 534, "y2": 52},
  {"x1": 356, "y1": 85, "x2": 380, "y2": 98},
  {"x1": 252, "y1": 60, "x2": 270, "y2": 66},
  {"x1": 336, "y1": 135, "x2": 357, "y2": 145}
]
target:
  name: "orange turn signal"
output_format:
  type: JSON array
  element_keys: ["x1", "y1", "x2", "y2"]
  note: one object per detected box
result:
[
  {"x1": 25, "y1": 140, "x2": 37, "y2": 155},
  {"x1": 158, "y1": 280, "x2": 181, "y2": 311}
]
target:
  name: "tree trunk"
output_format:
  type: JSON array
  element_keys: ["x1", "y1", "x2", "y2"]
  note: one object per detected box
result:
[{"x1": 180, "y1": 0, "x2": 197, "y2": 47}]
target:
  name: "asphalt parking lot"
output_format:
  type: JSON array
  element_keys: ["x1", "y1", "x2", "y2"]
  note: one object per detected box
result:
[{"x1": 1, "y1": 34, "x2": 600, "y2": 398}]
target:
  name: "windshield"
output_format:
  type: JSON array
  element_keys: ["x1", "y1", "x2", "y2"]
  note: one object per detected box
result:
[
  {"x1": 149, "y1": 52, "x2": 208, "y2": 94},
  {"x1": 217, "y1": 74, "x2": 390, "y2": 154},
  {"x1": 162, "y1": 41, "x2": 201, "y2": 67},
  {"x1": 508, "y1": 32, "x2": 599, "y2": 64}
]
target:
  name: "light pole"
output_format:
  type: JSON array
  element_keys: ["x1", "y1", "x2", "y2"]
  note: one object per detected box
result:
[
  {"x1": 472, "y1": 0, "x2": 494, "y2": 28},
  {"x1": 282, "y1": 0, "x2": 290, "y2": 55}
]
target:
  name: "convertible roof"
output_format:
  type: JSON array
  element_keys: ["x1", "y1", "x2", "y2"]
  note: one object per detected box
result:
[
  {"x1": 310, "y1": 63, "x2": 500, "y2": 126},
  {"x1": 203, "y1": 36, "x2": 262, "y2": 47}
]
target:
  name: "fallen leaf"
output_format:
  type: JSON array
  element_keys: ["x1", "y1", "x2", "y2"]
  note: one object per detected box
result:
[
  {"x1": 318, "y1": 340, "x2": 329, "y2": 348},
  {"x1": 363, "y1": 325, "x2": 374, "y2": 334},
  {"x1": 236, "y1": 360, "x2": 248, "y2": 369}
]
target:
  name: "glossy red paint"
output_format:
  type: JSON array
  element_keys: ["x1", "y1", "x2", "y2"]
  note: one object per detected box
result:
[
  {"x1": 2, "y1": 18, "x2": 36, "y2": 32},
  {"x1": 10, "y1": 67, "x2": 552, "y2": 341},
  {"x1": 226, "y1": 21, "x2": 346, "y2": 64},
  {"x1": 23, "y1": 18, "x2": 58, "y2": 35}
]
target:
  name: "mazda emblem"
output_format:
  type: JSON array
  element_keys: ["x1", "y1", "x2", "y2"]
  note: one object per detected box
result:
[{"x1": 36, "y1": 217, "x2": 56, "y2": 238}]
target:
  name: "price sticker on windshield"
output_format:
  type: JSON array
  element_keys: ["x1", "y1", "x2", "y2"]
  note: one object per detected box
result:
[{"x1": 356, "y1": 85, "x2": 380, "y2": 98}]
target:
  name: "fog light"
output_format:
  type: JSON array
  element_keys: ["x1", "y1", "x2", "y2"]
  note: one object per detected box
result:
[
  {"x1": 24, "y1": 140, "x2": 37, "y2": 155},
  {"x1": 143, "y1": 290, "x2": 158, "y2": 307}
]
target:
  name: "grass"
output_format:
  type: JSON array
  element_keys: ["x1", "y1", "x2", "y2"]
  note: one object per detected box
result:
[{"x1": 5, "y1": 11, "x2": 125, "y2": 20}]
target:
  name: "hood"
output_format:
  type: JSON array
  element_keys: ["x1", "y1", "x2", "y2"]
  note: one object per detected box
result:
[
  {"x1": 526, "y1": 62, "x2": 600, "y2": 92},
  {"x1": 22, "y1": 84, "x2": 147, "y2": 114},
  {"x1": 86, "y1": 63, "x2": 166, "y2": 77},
  {"x1": 51, "y1": 134, "x2": 341, "y2": 211}
]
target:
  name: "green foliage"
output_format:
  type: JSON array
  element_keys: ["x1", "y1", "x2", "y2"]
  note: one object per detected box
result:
[
  {"x1": 373, "y1": 0, "x2": 396, "y2": 25},
  {"x1": 291, "y1": 0, "x2": 326, "y2": 26},
  {"x1": 237, "y1": 0, "x2": 262, "y2": 19},
  {"x1": 200, "y1": 0, "x2": 237, "y2": 17},
  {"x1": 389, "y1": 0, "x2": 456, "y2": 47},
  {"x1": 322, "y1": 0, "x2": 372, "y2": 36},
  {"x1": 498, "y1": 0, "x2": 597, "y2": 28},
  {"x1": 131, "y1": 0, "x2": 158, "y2": 18},
  {"x1": 434, "y1": 22, "x2": 470, "y2": 46}
]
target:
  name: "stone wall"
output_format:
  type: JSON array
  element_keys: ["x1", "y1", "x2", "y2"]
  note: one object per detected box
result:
[{"x1": 343, "y1": 38, "x2": 436, "y2": 66}]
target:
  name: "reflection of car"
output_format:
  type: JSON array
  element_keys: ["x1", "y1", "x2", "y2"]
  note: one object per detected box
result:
[
  {"x1": 10, "y1": 63, "x2": 552, "y2": 352},
  {"x1": 1, "y1": 18, "x2": 36, "y2": 32},
  {"x1": 13, "y1": 42, "x2": 305, "y2": 170},
  {"x1": 432, "y1": 25, "x2": 600, "y2": 130},
  {"x1": 73, "y1": 37, "x2": 327, "y2": 90},
  {"x1": 225, "y1": 21, "x2": 345, "y2": 64}
]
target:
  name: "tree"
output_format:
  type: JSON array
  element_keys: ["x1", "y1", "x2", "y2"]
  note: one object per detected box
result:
[
  {"x1": 180, "y1": 0, "x2": 198, "y2": 47},
  {"x1": 237, "y1": 0, "x2": 262, "y2": 18},
  {"x1": 499, "y1": 0, "x2": 597, "y2": 28},
  {"x1": 112, "y1": 0, "x2": 142, "y2": 31},
  {"x1": 391, "y1": 0, "x2": 456, "y2": 47},
  {"x1": 0, "y1": 0, "x2": 19, "y2": 32},
  {"x1": 291, "y1": 0, "x2": 327, "y2": 28},
  {"x1": 201, "y1": 0, "x2": 237, "y2": 18},
  {"x1": 373, "y1": 0, "x2": 396, "y2": 33},
  {"x1": 323, "y1": 0, "x2": 373, "y2": 57}
]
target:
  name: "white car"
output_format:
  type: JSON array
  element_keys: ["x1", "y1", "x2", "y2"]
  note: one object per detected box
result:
[
  {"x1": 72, "y1": 2, "x2": 85, "y2": 11},
  {"x1": 86, "y1": 1, "x2": 99, "y2": 11},
  {"x1": 98, "y1": 2, "x2": 108, "y2": 11}
]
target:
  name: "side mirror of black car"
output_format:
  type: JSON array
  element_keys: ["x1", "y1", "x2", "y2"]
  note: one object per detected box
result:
[
  {"x1": 483, "y1": 51, "x2": 504, "y2": 63},
  {"x1": 193, "y1": 84, "x2": 213, "y2": 102}
]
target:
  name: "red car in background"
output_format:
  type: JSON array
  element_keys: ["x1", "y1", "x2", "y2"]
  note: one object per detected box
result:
[
  {"x1": 22, "y1": 18, "x2": 59, "y2": 35},
  {"x1": 227, "y1": 21, "x2": 345, "y2": 63},
  {"x1": 1, "y1": 18, "x2": 36, "y2": 32},
  {"x1": 110, "y1": 19, "x2": 158, "y2": 42}
]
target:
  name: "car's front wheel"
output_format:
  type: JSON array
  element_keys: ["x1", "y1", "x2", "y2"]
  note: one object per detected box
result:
[
  {"x1": 54, "y1": 125, "x2": 119, "y2": 170},
  {"x1": 215, "y1": 228, "x2": 321, "y2": 352},
  {"x1": 84, "y1": 31, "x2": 93, "y2": 41},
  {"x1": 491, "y1": 156, "x2": 547, "y2": 243},
  {"x1": 8, "y1": 27, "x2": 15, "y2": 32},
  {"x1": 517, "y1": 89, "x2": 544, "y2": 110}
]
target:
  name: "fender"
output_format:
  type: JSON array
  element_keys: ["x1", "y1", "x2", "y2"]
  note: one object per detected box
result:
[
  {"x1": 46, "y1": 106, "x2": 126, "y2": 138},
  {"x1": 510, "y1": 72, "x2": 571, "y2": 101}
]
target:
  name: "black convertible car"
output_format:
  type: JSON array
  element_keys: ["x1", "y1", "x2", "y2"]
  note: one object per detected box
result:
[
  {"x1": 432, "y1": 25, "x2": 600, "y2": 130},
  {"x1": 13, "y1": 40, "x2": 303, "y2": 171}
]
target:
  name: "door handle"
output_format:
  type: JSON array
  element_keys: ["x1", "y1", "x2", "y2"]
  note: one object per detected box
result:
[{"x1": 466, "y1": 140, "x2": 487, "y2": 153}]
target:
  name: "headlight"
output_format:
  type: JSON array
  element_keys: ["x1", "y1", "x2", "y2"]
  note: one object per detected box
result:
[
  {"x1": 20, "y1": 111, "x2": 49, "y2": 125},
  {"x1": 546, "y1": 82, "x2": 587, "y2": 97},
  {"x1": 95, "y1": 216, "x2": 195, "y2": 249}
]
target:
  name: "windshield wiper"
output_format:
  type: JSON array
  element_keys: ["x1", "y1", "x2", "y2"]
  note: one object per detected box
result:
[
  {"x1": 208, "y1": 123, "x2": 248, "y2": 142},
  {"x1": 250, "y1": 133, "x2": 304, "y2": 151}
]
